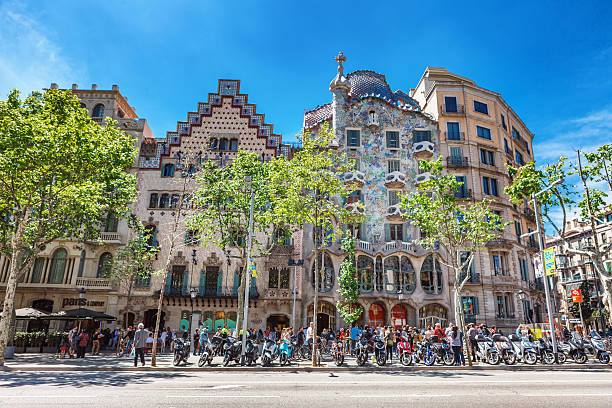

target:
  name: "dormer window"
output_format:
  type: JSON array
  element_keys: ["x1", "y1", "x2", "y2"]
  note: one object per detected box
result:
[{"x1": 367, "y1": 110, "x2": 378, "y2": 126}]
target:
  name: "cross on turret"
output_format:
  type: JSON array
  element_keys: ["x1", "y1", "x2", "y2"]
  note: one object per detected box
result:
[{"x1": 335, "y1": 52, "x2": 346, "y2": 76}]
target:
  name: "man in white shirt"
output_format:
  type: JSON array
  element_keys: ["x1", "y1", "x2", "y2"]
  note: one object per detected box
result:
[{"x1": 306, "y1": 322, "x2": 314, "y2": 342}]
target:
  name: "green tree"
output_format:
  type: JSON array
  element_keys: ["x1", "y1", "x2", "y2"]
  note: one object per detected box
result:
[
  {"x1": 105, "y1": 216, "x2": 158, "y2": 328},
  {"x1": 270, "y1": 123, "x2": 363, "y2": 366},
  {"x1": 400, "y1": 158, "x2": 502, "y2": 366},
  {"x1": 336, "y1": 232, "x2": 362, "y2": 326},
  {"x1": 568, "y1": 280, "x2": 593, "y2": 323},
  {"x1": 190, "y1": 151, "x2": 282, "y2": 332},
  {"x1": 505, "y1": 147, "x2": 612, "y2": 326},
  {"x1": 0, "y1": 89, "x2": 137, "y2": 365}
]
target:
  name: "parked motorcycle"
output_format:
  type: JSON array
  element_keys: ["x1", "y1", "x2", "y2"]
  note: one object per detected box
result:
[
  {"x1": 492, "y1": 334, "x2": 517, "y2": 365},
  {"x1": 210, "y1": 334, "x2": 227, "y2": 357},
  {"x1": 372, "y1": 335, "x2": 387, "y2": 366},
  {"x1": 172, "y1": 338, "x2": 191, "y2": 366},
  {"x1": 557, "y1": 337, "x2": 588, "y2": 364},
  {"x1": 396, "y1": 336, "x2": 413, "y2": 366},
  {"x1": 588, "y1": 332, "x2": 610, "y2": 364},
  {"x1": 331, "y1": 339, "x2": 345, "y2": 366},
  {"x1": 533, "y1": 337, "x2": 556, "y2": 364},
  {"x1": 414, "y1": 340, "x2": 436, "y2": 366},
  {"x1": 508, "y1": 334, "x2": 538, "y2": 365},
  {"x1": 355, "y1": 338, "x2": 370, "y2": 366},
  {"x1": 197, "y1": 340, "x2": 214, "y2": 367},
  {"x1": 430, "y1": 335, "x2": 455, "y2": 365},
  {"x1": 474, "y1": 334, "x2": 501, "y2": 365},
  {"x1": 261, "y1": 337, "x2": 280, "y2": 367}
]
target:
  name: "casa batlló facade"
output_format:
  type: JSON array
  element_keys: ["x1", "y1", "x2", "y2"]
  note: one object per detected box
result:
[{"x1": 0, "y1": 56, "x2": 545, "y2": 334}]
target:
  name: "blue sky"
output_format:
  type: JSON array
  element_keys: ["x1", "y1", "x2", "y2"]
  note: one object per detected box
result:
[{"x1": 1, "y1": 0, "x2": 611, "y2": 163}]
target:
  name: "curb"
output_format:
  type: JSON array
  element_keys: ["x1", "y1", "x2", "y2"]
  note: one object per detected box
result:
[{"x1": 2, "y1": 364, "x2": 610, "y2": 373}]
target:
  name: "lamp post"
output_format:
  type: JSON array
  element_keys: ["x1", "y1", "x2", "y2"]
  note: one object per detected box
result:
[
  {"x1": 241, "y1": 175, "x2": 255, "y2": 364},
  {"x1": 288, "y1": 258, "x2": 304, "y2": 331},
  {"x1": 78, "y1": 288, "x2": 86, "y2": 330},
  {"x1": 517, "y1": 289, "x2": 527, "y2": 325},
  {"x1": 523, "y1": 178, "x2": 564, "y2": 361}
]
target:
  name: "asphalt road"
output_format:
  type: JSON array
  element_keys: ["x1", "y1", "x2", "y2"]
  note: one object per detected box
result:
[{"x1": 1, "y1": 369, "x2": 612, "y2": 407}]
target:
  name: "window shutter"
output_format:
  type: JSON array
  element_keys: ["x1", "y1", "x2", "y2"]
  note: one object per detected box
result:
[
  {"x1": 475, "y1": 296, "x2": 480, "y2": 314},
  {"x1": 384, "y1": 224, "x2": 391, "y2": 242},
  {"x1": 182, "y1": 270, "x2": 189, "y2": 296},
  {"x1": 217, "y1": 269, "x2": 223, "y2": 296},
  {"x1": 233, "y1": 270, "x2": 240, "y2": 296},
  {"x1": 199, "y1": 269, "x2": 206, "y2": 295},
  {"x1": 165, "y1": 270, "x2": 172, "y2": 294},
  {"x1": 402, "y1": 223, "x2": 409, "y2": 242}
]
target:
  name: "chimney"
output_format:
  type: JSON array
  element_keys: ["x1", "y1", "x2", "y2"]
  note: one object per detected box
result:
[
  {"x1": 50, "y1": 83, "x2": 58, "y2": 89},
  {"x1": 112, "y1": 84, "x2": 119, "y2": 91},
  {"x1": 72, "y1": 84, "x2": 78, "y2": 90},
  {"x1": 91, "y1": 84, "x2": 98, "y2": 90}
]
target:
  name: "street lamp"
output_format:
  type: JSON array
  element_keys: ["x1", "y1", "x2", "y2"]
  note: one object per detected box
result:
[
  {"x1": 527, "y1": 178, "x2": 564, "y2": 360},
  {"x1": 78, "y1": 287, "x2": 86, "y2": 299},
  {"x1": 288, "y1": 258, "x2": 304, "y2": 331}
]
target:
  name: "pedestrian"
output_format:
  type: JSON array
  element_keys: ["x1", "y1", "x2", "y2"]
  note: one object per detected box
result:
[
  {"x1": 433, "y1": 323, "x2": 445, "y2": 339},
  {"x1": 160, "y1": 329, "x2": 168, "y2": 354},
  {"x1": 450, "y1": 326, "x2": 465, "y2": 366},
  {"x1": 124, "y1": 325, "x2": 135, "y2": 355},
  {"x1": 59, "y1": 334, "x2": 69, "y2": 359},
  {"x1": 384, "y1": 326, "x2": 394, "y2": 361},
  {"x1": 77, "y1": 329, "x2": 89, "y2": 358},
  {"x1": 306, "y1": 322, "x2": 314, "y2": 343},
  {"x1": 193, "y1": 329, "x2": 200, "y2": 355},
  {"x1": 350, "y1": 322, "x2": 360, "y2": 356},
  {"x1": 199, "y1": 328, "x2": 208, "y2": 355},
  {"x1": 91, "y1": 328, "x2": 102, "y2": 355},
  {"x1": 467, "y1": 323, "x2": 478, "y2": 362},
  {"x1": 68, "y1": 326, "x2": 78, "y2": 358},
  {"x1": 133, "y1": 323, "x2": 148, "y2": 367}
]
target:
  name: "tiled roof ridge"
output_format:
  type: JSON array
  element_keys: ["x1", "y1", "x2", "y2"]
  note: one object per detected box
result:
[{"x1": 304, "y1": 102, "x2": 332, "y2": 115}]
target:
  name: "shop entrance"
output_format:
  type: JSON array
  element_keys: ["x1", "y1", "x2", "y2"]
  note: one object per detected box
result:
[
  {"x1": 144, "y1": 309, "x2": 165, "y2": 331},
  {"x1": 266, "y1": 314, "x2": 290, "y2": 331}
]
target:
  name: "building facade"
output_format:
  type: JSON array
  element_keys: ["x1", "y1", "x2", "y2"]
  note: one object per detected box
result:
[
  {"x1": 546, "y1": 209, "x2": 612, "y2": 329},
  {"x1": 411, "y1": 67, "x2": 546, "y2": 329}
]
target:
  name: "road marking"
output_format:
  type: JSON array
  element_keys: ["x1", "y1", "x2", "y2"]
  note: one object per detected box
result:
[
  {"x1": 165, "y1": 395, "x2": 280, "y2": 398},
  {"x1": 350, "y1": 394, "x2": 452, "y2": 398}
]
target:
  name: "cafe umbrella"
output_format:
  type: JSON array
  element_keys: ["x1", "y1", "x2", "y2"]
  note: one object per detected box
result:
[{"x1": 48, "y1": 308, "x2": 117, "y2": 330}]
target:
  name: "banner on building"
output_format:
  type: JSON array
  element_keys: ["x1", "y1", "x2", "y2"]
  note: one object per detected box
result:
[
  {"x1": 571, "y1": 288, "x2": 583, "y2": 303},
  {"x1": 249, "y1": 256, "x2": 257, "y2": 277},
  {"x1": 533, "y1": 254, "x2": 544, "y2": 278},
  {"x1": 542, "y1": 248, "x2": 556, "y2": 276}
]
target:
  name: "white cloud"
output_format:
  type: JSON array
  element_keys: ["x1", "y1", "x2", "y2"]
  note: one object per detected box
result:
[{"x1": 0, "y1": 1, "x2": 84, "y2": 96}]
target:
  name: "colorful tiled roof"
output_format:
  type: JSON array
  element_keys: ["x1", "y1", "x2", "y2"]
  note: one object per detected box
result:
[{"x1": 304, "y1": 70, "x2": 423, "y2": 129}]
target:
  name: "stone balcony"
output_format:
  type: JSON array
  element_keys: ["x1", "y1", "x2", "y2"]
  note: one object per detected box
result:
[
  {"x1": 412, "y1": 141, "x2": 435, "y2": 158},
  {"x1": 75, "y1": 277, "x2": 112, "y2": 290}
]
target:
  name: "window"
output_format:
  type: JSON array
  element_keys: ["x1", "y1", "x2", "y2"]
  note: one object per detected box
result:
[
  {"x1": 492, "y1": 254, "x2": 507, "y2": 275},
  {"x1": 31, "y1": 258, "x2": 45, "y2": 283},
  {"x1": 462, "y1": 296, "x2": 480, "y2": 315},
  {"x1": 388, "y1": 160, "x2": 400, "y2": 173},
  {"x1": 480, "y1": 149, "x2": 495, "y2": 165},
  {"x1": 501, "y1": 114, "x2": 507, "y2": 129},
  {"x1": 444, "y1": 96, "x2": 458, "y2": 113},
  {"x1": 446, "y1": 122, "x2": 460, "y2": 140},
  {"x1": 269, "y1": 268, "x2": 290, "y2": 289},
  {"x1": 92, "y1": 104, "x2": 105, "y2": 118},
  {"x1": 229, "y1": 139, "x2": 238, "y2": 151},
  {"x1": 460, "y1": 251, "x2": 475, "y2": 280},
  {"x1": 347, "y1": 223, "x2": 363, "y2": 240},
  {"x1": 449, "y1": 147, "x2": 463, "y2": 165},
  {"x1": 414, "y1": 130, "x2": 431, "y2": 143},
  {"x1": 420, "y1": 255, "x2": 443, "y2": 294},
  {"x1": 514, "y1": 220, "x2": 522, "y2": 242},
  {"x1": 482, "y1": 177, "x2": 490, "y2": 195},
  {"x1": 144, "y1": 225, "x2": 157, "y2": 248},
  {"x1": 504, "y1": 139, "x2": 511, "y2": 154},
  {"x1": 496, "y1": 295, "x2": 506, "y2": 317},
  {"x1": 474, "y1": 100, "x2": 489, "y2": 115},
  {"x1": 476, "y1": 126, "x2": 491, "y2": 140},
  {"x1": 311, "y1": 253, "x2": 334, "y2": 292},
  {"x1": 48, "y1": 249, "x2": 67, "y2": 284},
  {"x1": 389, "y1": 224, "x2": 403, "y2": 241},
  {"x1": 149, "y1": 193, "x2": 159, "y2": 208},
  {"x1": 455, "y1": 175, "x2": 468, "y2": 198},
  {"x1": 170, "y1": 194, "x2": 180, "y2": 208},
  {"x1": 159, "y1": 193, "x2": 170, "y2": 209},
  {"x1": 104, "y1": 212, "x2": 118, "y2": 232},
  {"x1": 490, "y1": 178, "x2": 498, "y2": 196},
  {"x1": 519, "y1": 257, "x2": 530, "y2": 281},
  {"x1": 492, "y1": 210, "x2": 503, "y2": 230},
  {"x1": 386, "y1": 131, "x2": 399, "y2": 148},
  {"x1": 184, "y1": 229, "x2": 200, "y2": 245},
  {"x1": 515, "y1": 151, "x2": 524, "y2": 166},
  {"x1": 209, "y1": 138, "x2": 218, "y2": 150},
  {"x1": 170, "y1": 265, "x2": 186, "y2": 294},
  {"x1": 219, "y1": 138, "x2": 228, "y2": 151},
  {"x1": 512, "y1": 127, "x2": 521, "y2": 140},
  {"x1": 388, "y1": 190, "x2": 400, "y2": 206},
  {"x1": 347, "y1": 190, "x2": 361, "y2": 204},
  {"x1": 268, "y1": 268, "x2": 279, "y2": 289},
  {"x1": 346, "y1": 129, "x2": 360, "y2": 147},
  {"x1": 97, "y1": 252, "x2": 113, "y2": 278},
  {"x1": 135, "y1": 274, "x2": 151, "y2": 287},
  {"x1": 162, "y1": 163, "x2": 175, "y2": 177}
]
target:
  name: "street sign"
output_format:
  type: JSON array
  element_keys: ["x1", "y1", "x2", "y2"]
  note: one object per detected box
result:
[
  {"x1": 533, "y1": 254, "x2": 544, "y2": 278},
  {"x1": 571, "y1": 288, "x2": 583, "y2": 303},
  {"x1": 543, "y1": 248, "x2": 556, "y2": 276}
]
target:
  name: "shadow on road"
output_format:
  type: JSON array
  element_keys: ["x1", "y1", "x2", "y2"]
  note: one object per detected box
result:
[{"x1": 0, "y1": 371, "x2": 190, "y2": 388}]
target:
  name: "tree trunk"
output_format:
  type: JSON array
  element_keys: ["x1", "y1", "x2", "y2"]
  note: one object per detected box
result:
[
  {"x1": 150, "y1": 273, "x2": 166, "y2": 366},
  {"x1": 312, "y1": 246, "x2": 319, "y2": 366},
  {"x1": 0, "y1": 247, "x2": 24, "y2": 366}
]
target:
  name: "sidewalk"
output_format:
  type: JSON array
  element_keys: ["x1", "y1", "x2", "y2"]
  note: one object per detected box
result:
[{"x1": 3, "y1": 352, "x2": 611, "y2": 372}]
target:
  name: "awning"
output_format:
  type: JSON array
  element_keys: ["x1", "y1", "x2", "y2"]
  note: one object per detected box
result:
[
  {"x1": 48, "y1": 308, "x2": 116, "y2": 321},
  {"x1": 15, "y1": 308, "x2": 50, "y2": 320}
]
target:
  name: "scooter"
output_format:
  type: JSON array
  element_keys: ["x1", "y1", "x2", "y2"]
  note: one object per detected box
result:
[
  {"x1": 533, "y1": 337, "x2": 556, "y2": 364},
  {"x1": 414, "y1": 340, "x2": 436, "y2": 366},
  {"x1": 492, "y1": 334, "x2": 517, "y2": 365},
  {"x1": 261, "y1": 337, "x2": 280, "y2": 367},
  {"x1": 355, "y1": 338, "x2": 370, "y2": 366},
  {"x1": 279, "y1": 338, "x2": 296, "y2": 366},
  {"x1": 588, "y1": 332, "x2": 610, "y2": 364},
  {"x1": 372, "y1": 335, "x2": 387, "y2": 366},
  {"x1": 396, "y1": 336, "x2": 413, "y2": 366},
  {"x1": 198, "y1": 340, "x2": 214, "y2": 367},
  {"x1": 172, "y1": 338, "x2": 191, "y2": 366},
  {"x1": 430, "y1": 336, "x2": 455, "y2": 365},
  {"x1": 558, "y1": 337, "x2": 588, "y2": 364},
  {"x1": 474, "y1": 334, "x2": 501, "y2": 365},
  {"x1": 508, "y1": 334, "x2": 538, "y2": 365}
]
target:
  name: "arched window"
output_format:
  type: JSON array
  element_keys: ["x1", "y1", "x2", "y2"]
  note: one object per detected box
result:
[
  {"x1": 219, "y1": 138, "x2": 228, "y2": 151},
  {"x1": 209, "y1": 138, "x2": 218, "y2": 150},
  {"x1": 48, "y1": 248, "x2": 67, "y2": 284},
  {"x1": 92, "y1": 104, "x2": 105, "y2": 118},
  {"x1": 400, "y1": 256, "x2": 416, "y2": 294},
  {"x1": 384, "y1": 256, "x2": 400, "y2": 293},
  {"x1": 149, "y1": 193, "x2": 159, "y2": 208},
  {"x1": 419, "y1": 304, "x2": 448, "y2": 328},
  {"x1": 375, "y1": 255, "x2": 383, "y2": 292},
  {"x1": 144, "y1": 225, "x2": 157, "y2": 248},
  {"x1": 420, "y1": 255, "x2": 443, "y2": 294},
  {"x1": 97, "y1": 252, "x2": 113, "y2": 278},
  {"x1": 159, "y1": 193, "x2": 170, "y2": 208},
  {"x1": 357, "y1": 255, "x2": 374, "y2": 293},
  {"x1": 229, "y1": 139, "x2": 238, "y2": 151},
  {"x1": 311, "y1": 252, "x2": 334, "y2": 292},
  {"x1": 162, "y1": 163, "x2": 175, "y2": 177}
]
